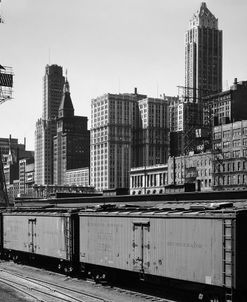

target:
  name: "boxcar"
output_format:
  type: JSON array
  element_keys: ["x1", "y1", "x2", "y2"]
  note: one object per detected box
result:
[
  {"x1": 2, "y1": 209, "x2": 79, "y2": 272},
  {"x1": 0, "y1": 210, "x2": 2, "y2": 257},
  {"x1": 78, "y1": 207, "x2": 247, "y2": 302}
]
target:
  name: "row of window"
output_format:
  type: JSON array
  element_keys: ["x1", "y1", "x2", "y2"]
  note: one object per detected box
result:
[
  {"x1": 215, "y1": 161, "x2": 247, "y2": 173},
  {"x1": 214, "y1": 174, "x2": 247, "y2": 186},
  {"x1": 214, "y1": 127, "x2": 247, "y2": 140}
]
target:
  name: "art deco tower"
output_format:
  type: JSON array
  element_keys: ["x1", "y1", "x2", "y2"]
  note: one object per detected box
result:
[
  {"x1": 35, "y1": 65, "x2": 65, "y2": 185},
  {"x1": 185, "y1": 2, "x2": 222, "y2": 101}
]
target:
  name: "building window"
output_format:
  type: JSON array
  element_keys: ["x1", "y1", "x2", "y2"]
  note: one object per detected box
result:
[
  {"x1": 233, "y1": 150, "x2": 240, "y2": 158},
  {"x1": 233, "y1": 128, "x2": 241, "y2": 137},
  {"x1": 223, "y1": 141, "x2": 230, "y2": 149},
  {"x1": 233, "y1": 140, "x2": 241, "y2": 147},
  {"x1": 223, "y1": 130, "x2": 230, "y2": 138},
  {"x1": 214, "y1": 142, "x2": 221, "y2": 150},
  {"x1": 214, "y1": 132, "x2": 221, "y2": 139},
  {"x1": 223, "y1": 152, "x2": 230, "y2": 159}
]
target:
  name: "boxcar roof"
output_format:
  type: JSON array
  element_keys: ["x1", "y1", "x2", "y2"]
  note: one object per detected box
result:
[{"x1": 78, "y1": 201, "x2": 247, "y2": 219}]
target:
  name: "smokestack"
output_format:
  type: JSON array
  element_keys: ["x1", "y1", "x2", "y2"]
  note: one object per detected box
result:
[
  {"x1": 134, "y1": 87, "x2": 138, "y2": 95},
  {"x1": 24, "y1": 137, "x2": 26, "y2": 149},
  {"x1": 234, "y1": 78, "x2": 238, "y2": 84}
]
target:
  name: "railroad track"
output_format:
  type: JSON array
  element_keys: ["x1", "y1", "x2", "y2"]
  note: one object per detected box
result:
[
  {"x1": 0, "y1": 268, "x2": 109, "y2": 302},
  {"x1": 0, "y1": 263, "x2": 176, "y2": 302}
]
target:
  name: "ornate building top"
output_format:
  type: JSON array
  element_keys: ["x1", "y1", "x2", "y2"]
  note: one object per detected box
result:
[{"x1": 189, "y1": 2, "x2": 218, "y2": 30}]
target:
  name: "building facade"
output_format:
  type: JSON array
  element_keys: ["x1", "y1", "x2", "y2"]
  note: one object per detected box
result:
[
  {"x1": 130, "y1": 164, "x2": 168, "y2": 195},
  {"x1": 185, "y1": 2, "x2": 222, "y2": 101},
  {"x1": 35, "y1": 64, "x2": 65, "y2": 185},
  {"x1": 53, "y1": 79, "x2": 90, "y2": 185},
  {"x1": 0, "y1": 136, "x2": 28, "y2": 165},
  {"x1": 167, "y1": 152, "x2": 213, "y2": 192},
  {"x1": 203, "y1": 79, "x2": 247, "y2": 127},
  {"x1": 135, "y1": 97, "x2": 170, "y2": 167},
  {"x1": 19, "y1": 157, "x2": 35, "y2": 197},
  {"x1": 90, "y1": 90, "x2": 172, "y2": 191},
  {"x1": 90, "y1": 90, "x2": 147, "y2": 191},
  {"x1": 65, "y1": 167, "x2": 89, "y2": 187},
  {"x1": 2, "y1": 136, "x2": 34, "y2": 201},
  {"x1": 212, "y1": 121, "x2": 247, "y2": 190}
]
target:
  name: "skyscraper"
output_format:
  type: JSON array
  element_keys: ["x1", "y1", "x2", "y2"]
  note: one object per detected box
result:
[
  {"x1": 185, "y1": 2, "x2": 222, "y2": 101},
  {"x1": 90, "y1": 90, "x2": 146, "y2": 191},
  {"x1": 135, "y1": 97, "x2": 170, "y2": 167},
  {"x1": 53, "y1": 79, "x2": 90, "y2": 185},
  {"x1": 35, "y1": 65, "x2": 65, "y2": 185},
  {"x1": 90, "y1": 90, "x2": 172, "y2": 192}
]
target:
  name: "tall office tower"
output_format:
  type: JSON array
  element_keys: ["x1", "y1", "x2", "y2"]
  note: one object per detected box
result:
[
  {"x1": 53, "y1": 79, "x2": 90, "y2": 185},
  {"x1": 135, "y1": 97, "x2": 170, "y2": 167},
  {"x1": 90, "y1": 90, "x2": 146, "y2": 191},
  {"x1": 35, "y1": 65, "x2": 65, "y2": 185},
  {"x1": 185, "y1": 2, "x2": 222, "y2": 101}
]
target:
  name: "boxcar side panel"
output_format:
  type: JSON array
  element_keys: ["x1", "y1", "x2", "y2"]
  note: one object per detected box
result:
[
  {"x1": 34, "y1": 216, "x2": 68, "y2": 260},
  {"x1": 3, "y1": 214, "x2": 71, "y2": 261},
  {"x1": 3, "y1": 215, "x2": 30, "y2": 252},
  {"x1": 150, "y1": 218, "x2": 223, "y2": 286},
  {"x1": 79, "y1": 214, "x2": 224, "y2": 287},
  {"x1": 80, "y1": 215, "x2": 133, "y2": 271}
]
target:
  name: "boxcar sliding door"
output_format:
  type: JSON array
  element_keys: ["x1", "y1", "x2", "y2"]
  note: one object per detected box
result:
[
  {"x1": 28, "y1": 218, "x2": 37, "y2": 254},
  {"x1": 132, "y1": 220, "x2": 150, "y2": 274}
]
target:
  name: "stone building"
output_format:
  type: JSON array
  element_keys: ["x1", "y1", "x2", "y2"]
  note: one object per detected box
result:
[
  {"x1": 130, "y1": 164, "x2": 168, "y2": 195},
  {"x1": 167, "y1": 152, "x2": 213, "y2": 192},
  {"x1": 53, "y1": 79, "x2": 90, "y2": 185},
  {"x1": 90, "y1": 90, "x2": 172, "y2": 191},
  {"x1": 203, "y1": 79, "x2": 247, "y2": 127},
  {"x1": 212, "y1": 120, "x2": 247, "y2": 190},
  {"x1": 90, "y1": 89, "x2": 147, "y2": 191},
  {"x1": 65, "y1": 167, "x2": 89, "y2": 187}
]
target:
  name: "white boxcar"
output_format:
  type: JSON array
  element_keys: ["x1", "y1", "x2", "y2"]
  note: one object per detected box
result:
[
  {"x1": 2, "y1": 210, "x2": 77, "y2": 265},
  {"x1": 79, "y1": 207, "x2": 247, "y2": 301}
]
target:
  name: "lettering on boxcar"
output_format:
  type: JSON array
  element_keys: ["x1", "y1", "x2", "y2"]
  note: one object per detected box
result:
[{"x1": 167, "y1": 241, "x2": 203, "y2": 249}]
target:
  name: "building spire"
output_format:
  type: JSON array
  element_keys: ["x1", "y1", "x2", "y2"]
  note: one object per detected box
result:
[
  {"x1": 58, "y1": 71, "x2": 74, "y2": 118},
  {"x1": 64, "y1": 69, "x2": 70, "y2": 93}
]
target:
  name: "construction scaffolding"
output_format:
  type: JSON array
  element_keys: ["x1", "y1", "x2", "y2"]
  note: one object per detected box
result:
[
  {"x1": 0, "y1": 65, "x2": 13, "y2": 105},
  {"x1": 0, "y1": 1, "x2": 12, "y2": 205},
  {"x1": 0, "y1": 66, "x2": 13, "y2": 205}
]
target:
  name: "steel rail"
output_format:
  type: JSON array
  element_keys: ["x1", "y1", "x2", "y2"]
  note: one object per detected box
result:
[
  {"x1": 0, "y1": 276, "x2": 44, "y2": 302},
  {"x1": 0, "y1": 267, "x2": 110, "y2": 302}
]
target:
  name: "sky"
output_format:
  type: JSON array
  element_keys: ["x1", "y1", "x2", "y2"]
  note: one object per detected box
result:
[{"x1": 0, "y1": 0, "x2": 247, "y2": 150}]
